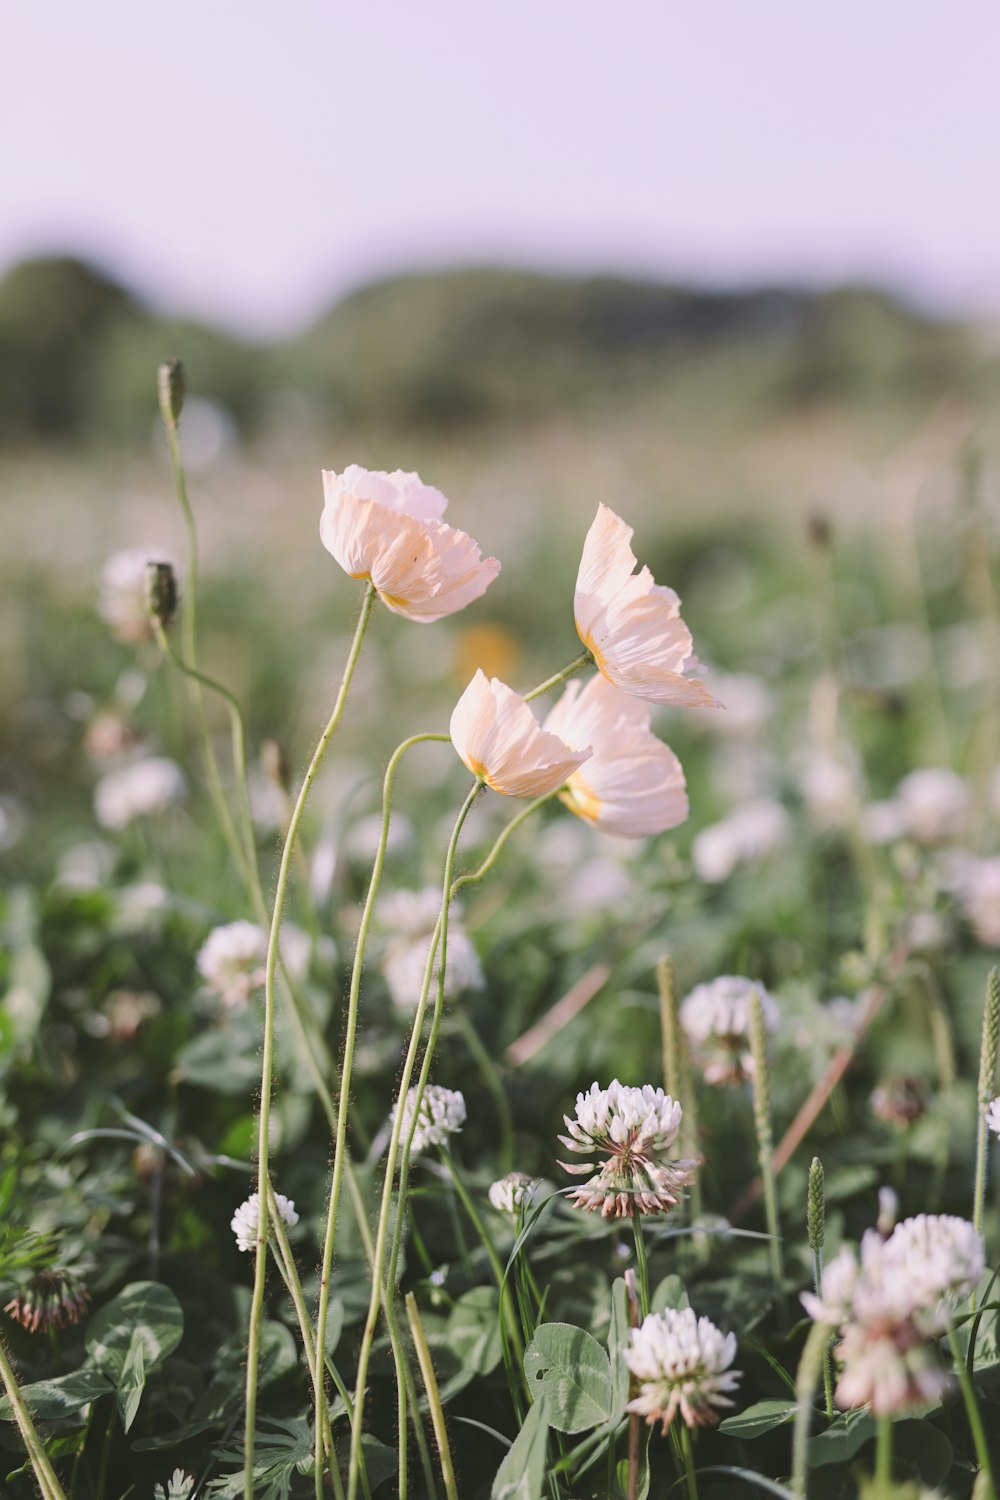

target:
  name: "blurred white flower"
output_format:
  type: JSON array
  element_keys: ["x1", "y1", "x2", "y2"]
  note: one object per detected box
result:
[
  {"x1": 488, "y1": 1172, "x2": 537, "y2": 1217},
  {"x1": 955, "y1": 856, "x2": 1000, "y2": 946},
  {"x1": 896, "y1": 769, "x2": 969, "y2": 845},
  {"x1": 885, "y1": 1214, "x2": 984, "y2": 1312},
  {"x1": 986, "y1": 1097, "x2": 1000, "y2": 1138},
  {"x1": 625, "y1": 1307, "x2": 741, "y2": 1431},
  {"x1": 558, "y1": 1080, "x2": 695, "y2": 1219},
  {"x1": 94, "y1": 756, "x2": 186, "y2": 830},
  {"x1": 691, "y1": 672, "x2": 772, "y2": 739},
  {"x1": 378, "y1": 888, "x2": 484, "y2": 1009},
  {"x1": 862, "y1": 799, "x2": 909, "y2": 846},
  {"x1": 197, "y1": 921, "x2": 266, "y2": 1007},
  {"x1": 392, "y1": 1084, "x2": 467, "y2": 1156},
  {"x1": 692, "y1": 799, "x2": 790, "y2": 883},
  {"x1": 98, "y1": 547, "x2": 175, "y2": 644},
  {"x1": 231, "y1": 1191, "x2": 298, "y2": 1253},
  {"x1": 834, "y1": 1324, "x2": 949, "y2": 1415},
  {"x1": 680, "y1": 976, "x2": 778, "y2": 1085},
  {"x1": 798, "y1": 750, "x2": 858, "y2": 830}
]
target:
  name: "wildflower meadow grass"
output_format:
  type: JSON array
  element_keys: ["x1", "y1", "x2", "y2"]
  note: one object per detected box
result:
[{"x1": 2, "y1": 360, "x2": 1000, "y2": 1500}]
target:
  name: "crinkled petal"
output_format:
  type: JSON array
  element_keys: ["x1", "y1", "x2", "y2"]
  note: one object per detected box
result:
[{"x1": 450, "y1": 671, "x2": 591, "y2": 797}]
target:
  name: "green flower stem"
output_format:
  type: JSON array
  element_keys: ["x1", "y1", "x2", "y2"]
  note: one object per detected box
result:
[
  {"x1": 791, "y1": 1319, "x2": 833, "y2": 1496},
  {"x1": 347, "y1": 780, "x2": 481, "y2": 1500},
  {"x1": 0, "y1": 1337, "x2": 67, "y2": 1500},
  {"x1": 314, "y1": 730, "x2": 450, "y2": 1498},
  {"x1": 162, "y1": 409, "x2": 249, "y2": 885},
  {"x1": 875, "y1": 1412, "x2": 893, "y2": 1484},
  {"x1": 440, "y1": 1150, "x2": 526, "y2": 1371},
  {"x1": 404, "y1": 1293, "x2": 460, "y2": 1500},
  {"x1": 947, "y1": 1320, "x2": 997, "y2": 1491},
  {"x1": 631, "y1": 1209, "x2": 651, "y2": 1318},
  {"x1": 679, "y1": 1424, "x2": 699, "y2": 1500},
  {"x1": 748, "y1": 991, "x2": 785, "y2": 1317},
  {"x1": 522, "y1": 649, "x2": 593, "y2": 703},
  {"x1": 245, "y1": 582, "x2": 377, "y2": 1500},
  {"x1": 973, "y1": 968, "x2": 1000, "y2": 1242}
]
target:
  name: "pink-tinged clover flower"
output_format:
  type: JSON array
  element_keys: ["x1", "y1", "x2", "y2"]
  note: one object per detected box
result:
[
  {"x1": 558, "y1": 1080, "x2": 696, "y2": 1219},
  {"x1": 625, "y1": 1307, "x2": 741, "y2": 1431},
  {"x1": 320, "y1": 466, "x2": 500, "y2": 622},
  {"x1": 574, "y1": 505, "x2": 714, "y2": 707},
  {"x1": 450, "y1": 670, "x2": 591, "y2": 797},
  {"x1": 543, "y1": 675, "x2": 688, "y2": 839}
]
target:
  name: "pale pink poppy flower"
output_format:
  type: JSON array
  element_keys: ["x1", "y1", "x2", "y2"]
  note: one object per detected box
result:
[
  {"x1": 574, "y1": 505, "x2": 714, "y2": 706},
  {"x1": 320, "y1": 466, "x2": 500, "y2": 622},
  {"x1": 543, "y1": 675, "x2": 688, "y2": 839},
  {"x1": 450, "y1": 670, "x2": 591, "y2": 797}
]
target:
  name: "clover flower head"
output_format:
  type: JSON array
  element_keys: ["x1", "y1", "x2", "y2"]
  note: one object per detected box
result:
[
  {"x1": 379, "y1": 888, "x2": 484, "y2": 1008},
  {"x1": 884, "y1": 1214, "x2": 984, "y2": 1313},
  {"x1": 94, "y1": 756, "x2": 186, "y2": 829},
  {"x1": 957, "y1": 857, "x2": 1000, "y2": 946},
  {"x1": 5, "y1": 1268, "x2": 90, "y2": 1335},
  {"x1": 691, "y1": 799, "x2": 790, "y2": 884},
  {"x1": 231, "y1": 1191, "x2": 299, "y2": 1253},
  {"x1": 896, "y1": 768, "x2": 970, "y2": 845},
  {"x1": 558, "y1": 1080, "x2": 695, "y2": 1219},
  {"x1": 392, "y1": 1085, "x2": 467, "y2": 1156},
  {"x1": 987, "y1": 1096, "x2": 1000, "y2": 1139},
  {"x1": 679, "y1": 976, "x2": 779, "y2": 1085},
  {"x1": 624, "y1": 1307, "x2": 741, "y2": 1431},
  {"x1": 833, "y1": 1323, "x2": 950, "y2": 1415},
  {"x1": 488, "y1": 1172, "x2": 537, "y2": 1217},
  {"x1": 197, "y1": 920, "x2": 267, "y2": 1007}
]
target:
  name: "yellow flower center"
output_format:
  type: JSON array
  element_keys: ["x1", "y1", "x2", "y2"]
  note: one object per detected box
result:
[{"x1": 562, "y1": 773, "x2": 602, "y2": 823}]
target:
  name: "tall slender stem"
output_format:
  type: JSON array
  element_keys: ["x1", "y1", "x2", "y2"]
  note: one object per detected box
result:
[
  {"x1": 973, "y1": 968, "x2": 999, "y2": 1242},
  {"x1": 314, "y1": 731, "x2": 449, "y2": 1496},
  {"x1": 522, "y1": 650, "x2": 592, "y2": 702},
  {"x1": 0, "y1": 1338, "x2": 67, "y2": 1500},
  {"x1": 791, "y1": 1319, "x2": 832, "y2": 1496},
  {"x1": 875, "y1": 1412, "x2": 893, "y2": 1485},
  {"x1": 404, "y1": 1294, "x2": 460, "y2": 1500},
  {"x1": 631, "y1": 1209, "x2": 651, "y2": 1318},
  {"x1": 748, "y1": 990, "x2": 785, "y2": 1317},
  {"x1": 440, "y1": 1151, "x2": 525, "y2": 1369},
  {"x1": 947, "y1": 1321, "x2": 997, "y2": 1492},
  {"x1": 679, "y1": 1424, "x2": 699, "y2": 1500},
  {"x1": 347, "y1": 780, "x2": 481, "y2": 1500},
  {"x1": 245, "y1": 583, "x2": 376, "y2": 1500}
]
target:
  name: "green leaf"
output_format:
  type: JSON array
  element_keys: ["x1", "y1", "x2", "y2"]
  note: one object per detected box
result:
[
  {"x1": 892, "y1": 1419, "x2": 953, "y2": 1487},
  {"x1": 606, "y1": 1278, "x2": 632, "y2": 1423},
  {"x1": 86, "y1": 1281, "x2": 184, "y2": 1387},
  {"x1": 447, "y1": 1286, "x2": 503, "y2": 1379},
  {"x1": 806, "y1": 1408, "x2": 876, "y2": 1466},
  {"x1": 719, "y1": 1399, "x2": 798, "y2": 1439},
  {"x1": 174, "y1": 1014, "x2": 261, "y2": 1093},
  {"x1": 650, "y1": 1273, "x2": 689, "y2": 1312},
  {"x1": 695, "y1": 1465, "x2": 798, "y2": 1498},
  {"x1": 0, "y1": 1369, "x2": 113, "y2": 1421},
  {"x1": 492, "y1": 1401, "x2": 548, "y2": 1500},
  {"x1": 116, "y1": 1330, "x2": 146, "y2": 1432},
  {"x1": 523, "y1": 1323, "x2": 612, "y2": 1434}
]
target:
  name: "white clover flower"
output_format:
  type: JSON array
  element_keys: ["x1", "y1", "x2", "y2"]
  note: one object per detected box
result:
[
  {"x1": 230, "y1": 1191, "x2": 299, "y2": 1253},
  {"x1": 98, "y1": 547, "x2": 176, "y2": 644},
  {"x1": 833, "y1": 1325, "x2": 950, "y2": 1416},
  {"x1": 956, "y1": 857, "x2": 1000, "y2": 946},
  {"x1": 692, "y1": 798, "x2": 790, "y2": 883},
  {"x1": 488, "y1": 1172, "x2": 537, "y2": 1217},
  {"x1": 378, "y1": 888, "x2": 484, "y2": 1009},
  {"x1": 558, "y1": 1080, "x2": 695, "y2": 1219},
  {"x1": 884, "y1": 1214, "x2": 984, "y2": 1313},
  {"x1": 392, "y1": 1085, "x2": 467, "y2": 1156},
  {"x1": 690, "y1": 672, "x2": 772, "y2": 740},
  {"x1": 896, "y1": 769, "x2": 970, "y2": 846},
  {"x1": 154, "y1": 1469, "x2": 195, "y2": 1500},
  {"x1": 863, "y1": 799, "x2": 910, "y2": 846},
  {"x1": 94, "y1": 756, "x2": 186, "y2": 830},
  {"x1": 679, "y1": 976, "x2": 778, "y2": 1085},
  {"x1": 987, "y1": 1097, "x2": 1000, "y2": 1139},
  {"x1": 197, "y1": 921, "x2": 267, "y2": 1007},
  {"x1": 624, "y1": 1307, "x2": 741, "y2": 1431}
]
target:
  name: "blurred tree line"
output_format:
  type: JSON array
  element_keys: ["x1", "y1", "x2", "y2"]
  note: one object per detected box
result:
[{"x1": 0, "y1": 255, "x2": 988, "y2": 447}]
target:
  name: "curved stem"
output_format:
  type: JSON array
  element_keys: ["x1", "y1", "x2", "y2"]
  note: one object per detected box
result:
[
  {"x1": 522, "y1": 650, "x2": 592, "y2": 702},
  {"x1": 314, "y1": 731, "x2": 450, "y2": 1497},
  {"x1": 0, "y1": 1337, "x2": 67, "y2": 1500},
  {"x1": 245, "y1": 583, "x2": 376, "y2": 1500},
  {"x1": 947, "y1": 1321, "x2": 996, "y2": 1491},
  {"x1": 347, "y1": 780, "x2": 481, "y2": 1500},
  {"x1": 791, "y1": 1320, "x2": 832, "y2": 1495},
  {"x1": 631, "y1": 1210, "x2": 650, "y2": 1318}
]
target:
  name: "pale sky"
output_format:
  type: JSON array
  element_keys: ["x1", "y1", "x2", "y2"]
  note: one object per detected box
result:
[{"x1": 5, "y1": 0, "x2": 999, "y2": 335}]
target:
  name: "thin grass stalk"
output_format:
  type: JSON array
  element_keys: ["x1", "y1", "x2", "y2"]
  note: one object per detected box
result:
[
  {"x1": 946, "y1": 1320, "x2": 997, "y2": 1491},
  {"x1": 973, "y1": 968, "x2": 1000, "y2": 1240},
  {"x1": 791, "y1": 1318, "x2": 833, "y2": 1495},
  {"x1": 404, "y1": 1294, "x2": 460, "y2": 1500},
  {"x1": 875, "y1": 1412, "x2": 893, "y2": 1484},
  {"x1": 245, "y1": 583, "x2": 377, "y2": 1500},
  {"x1": 806, "y1": 1157, "x2": 834, "y2": 1419},
  {"x1": 748, "y1": 990, "x2": 785, "y2": 1315},
  {"x1": 452, "y1": 1010, "x2": 515, "y2": 1173},
  {"x1": 0, "y1": 1337, "x2": 67, "y2": 1500}
]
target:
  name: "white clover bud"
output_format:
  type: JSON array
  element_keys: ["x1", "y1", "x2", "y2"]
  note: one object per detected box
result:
[
  {"x1": 559, "y1": 1080, "x2": 695, "y2": 1219},
  {"x1": 230, "y1": 1191, "x2": 298, "y2": 1253},
  {"x1": 625, "y1": 1307, "x2": 741, "y2": 1431},
  {"x1": 392, "y1": 1085, "x2": 466, "y2": 1156},
  {"x1": 679, "y1": 976, "x2": 779, "y2": 1085},
  {"x1": 488, "y1": 1172, "x2": 537, "y2": 1217}
]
